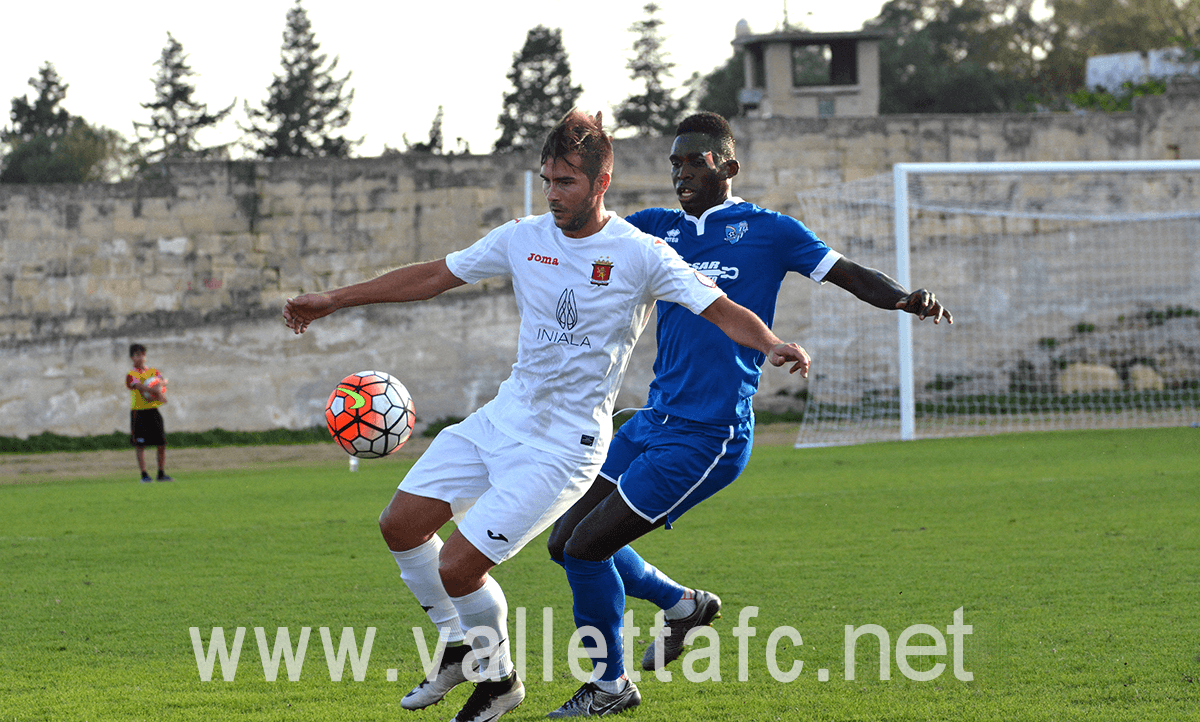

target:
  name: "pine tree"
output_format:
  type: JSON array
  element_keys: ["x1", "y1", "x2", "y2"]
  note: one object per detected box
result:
[
  {"x1": 134, "y1": 33, "x2": 235, "y2": 164},
  {"x1": 403, "y1": 105, "x2": 445, "y2": 154},
  {"x1": 614, "y1": 3, "x2": 692, "y2": 136},
  {"x1": 494, "y1": 26, "x2": 583, "y2": 153},
  {"x1": 4, "y1": 62, "x2": 71, "y2": 143},
  {"x1": 242, "y1": 0, "x2": 358, "y2": 158},
  {"x1": 1, "y1": 62, "x2": 127, "y2": 183}
]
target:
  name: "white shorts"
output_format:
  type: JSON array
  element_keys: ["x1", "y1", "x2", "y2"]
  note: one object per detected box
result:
[{"x1": 399, "y1": 412, "x2": 599, "y2": 564}]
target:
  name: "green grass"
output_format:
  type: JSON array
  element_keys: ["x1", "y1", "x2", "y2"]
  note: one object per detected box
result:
[
  {"x1": 1, "y1": 428, "x2": 1197, "y2": 721},
  {"x1": 0, "y1": 427, "x2": 330, "y2": 454}
]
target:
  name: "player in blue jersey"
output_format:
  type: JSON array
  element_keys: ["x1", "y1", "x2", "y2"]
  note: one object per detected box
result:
[{"x1": 545, "y1": 112, "x2": 951, "y2": 717}]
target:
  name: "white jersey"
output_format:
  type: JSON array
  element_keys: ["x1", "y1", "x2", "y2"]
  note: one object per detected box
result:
[{"x1": 446, "y1": 211, "x2": 725, "y2": 462}]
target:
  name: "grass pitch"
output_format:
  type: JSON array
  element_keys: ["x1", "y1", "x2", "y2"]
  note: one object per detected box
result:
[{"x1": 1, "y1": 427, "x2": 1196, "y2": 721}]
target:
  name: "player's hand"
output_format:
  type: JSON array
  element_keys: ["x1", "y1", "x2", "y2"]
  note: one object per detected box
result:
[
  {"x1": 897, "y1": 289, "x2": 952, "y2": 324},
  {"x1": 768, "y1": 342, "x2": 810, "y2": 377},
  {"x1": 283, "y1": 293, "x2": 336, "y2": 334}
]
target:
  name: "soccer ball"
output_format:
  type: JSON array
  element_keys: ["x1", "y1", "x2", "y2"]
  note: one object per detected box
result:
[
  {"x1": 141, "y1": 375, "x2": 167, "y2": 403},
  {"x1": 325, "y1": 371, "x2": 416, "y2": 458}
]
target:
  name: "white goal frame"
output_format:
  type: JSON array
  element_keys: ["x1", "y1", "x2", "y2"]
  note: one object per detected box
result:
[{"x1": 796, "y1": 159, "x2": 1200, "y2": 446}]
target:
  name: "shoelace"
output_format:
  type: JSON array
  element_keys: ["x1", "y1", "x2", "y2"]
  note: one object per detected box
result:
[{"x1": 559, "y1": 684, "x2": 598, "y2": 712}]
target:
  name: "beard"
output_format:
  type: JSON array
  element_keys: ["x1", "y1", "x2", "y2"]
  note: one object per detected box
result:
[{"x1": 551, "y1": 195, "x2": 601, "y2": 235}]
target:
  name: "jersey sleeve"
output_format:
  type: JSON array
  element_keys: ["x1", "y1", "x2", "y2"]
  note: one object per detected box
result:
[
  {"x1": 125, "y1": 373, "x2": 136, "y2": 389},
  {"x1": 625, "y1": 208, "x2": 669, "y2": 237},
  {"x1": 445, "y1": 220, "x2": 517, "y2": 284},
  {"x1": 775, "y1": 214, "x2": 842, "y2": 282},
  {"x1": 643, "y1": 236, "x2": 725, "y2": 314}
]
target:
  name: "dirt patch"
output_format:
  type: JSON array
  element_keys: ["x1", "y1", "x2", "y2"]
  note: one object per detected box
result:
[{"x1": 0, "y1": 424, "x2": 800, "y2": 484}]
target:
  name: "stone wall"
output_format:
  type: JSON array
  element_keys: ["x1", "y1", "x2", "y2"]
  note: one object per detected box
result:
[{"x1": 2, "y1": 79, "x2": 1198, "y2": 438}]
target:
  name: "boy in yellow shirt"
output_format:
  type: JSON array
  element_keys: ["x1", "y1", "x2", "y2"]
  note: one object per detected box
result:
[{"x1": 126, "y1": 343, "x2": 172, "y2": 482}]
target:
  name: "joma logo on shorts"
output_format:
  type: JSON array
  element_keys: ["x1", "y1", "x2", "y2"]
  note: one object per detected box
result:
[{"x1": 527, "y1": 252, "x2": 559, "y2": 266}]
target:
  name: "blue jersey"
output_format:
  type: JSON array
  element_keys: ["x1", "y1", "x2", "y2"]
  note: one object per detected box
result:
[{"x1": 627, "y1": 199, "x2": 839, "y2": 423}]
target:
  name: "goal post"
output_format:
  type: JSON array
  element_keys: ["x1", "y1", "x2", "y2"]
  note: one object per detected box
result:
[{"x1": 794, "y1": 160, "x2": 1200, "y2": 447}]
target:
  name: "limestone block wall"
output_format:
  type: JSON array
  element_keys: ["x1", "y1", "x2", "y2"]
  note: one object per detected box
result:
[{"x1": 2, "y1": 79, "x2": 1198, "y2": 438}]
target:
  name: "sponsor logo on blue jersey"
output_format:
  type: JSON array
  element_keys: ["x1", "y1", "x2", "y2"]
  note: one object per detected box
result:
[
  {"x1": 665, "y1": 229, "x2": 681, "y2": 243},
  {"x1": 725, "y1": 221, "x2": 749, "y2": 244},
  {"x1": 691, "y1": 260, "x2": 740, "y2": 282}
]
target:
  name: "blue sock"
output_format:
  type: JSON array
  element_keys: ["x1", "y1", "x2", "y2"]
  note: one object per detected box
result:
[
  {"x1": 563, "y1": 553, "x2": 625, "y2": 682},
  {"x1": 613, "y1": 545, "x2": 685, "y2": 610}
]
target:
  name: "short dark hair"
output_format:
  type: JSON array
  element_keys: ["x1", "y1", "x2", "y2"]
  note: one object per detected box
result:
[
  {"x1": 540, "y1": 109, "x2": 614, "y2": 186},
  {"x1": 676, "y1": 112, "x2": 736, "y2": 162},
  {"x1": 130, "y1": 343, "x2": 146, "y2": 358}
]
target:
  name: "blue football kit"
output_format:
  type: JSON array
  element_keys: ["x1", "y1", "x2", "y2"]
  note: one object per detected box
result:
[
  {"x1": 563, "y1": 198, "x2": 840, "y2": 686},
  {"x1": 602, "y1": 198, "x2": 839, "y2": 526}
]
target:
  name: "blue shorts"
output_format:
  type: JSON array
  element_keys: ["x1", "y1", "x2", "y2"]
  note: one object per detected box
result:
[{"x1": 600, "y1": 409, "x2": 753, "y2": 528}]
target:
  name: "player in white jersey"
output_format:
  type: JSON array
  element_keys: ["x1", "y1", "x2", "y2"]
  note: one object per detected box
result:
[
  {"x1": 282, "y1": 110, "x2": 810, "y2": 722},
  {"x1": 545, "y1": 112, "x2": 952, "y2": 717}
]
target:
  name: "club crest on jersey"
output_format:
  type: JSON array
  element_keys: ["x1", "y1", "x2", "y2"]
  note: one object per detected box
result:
[
  {"x1": 590, "y1": 257, "x2": 614, "y2": 286},
  {"x1": 725, "y1": 221, "x2": 749, "y2": 244}
]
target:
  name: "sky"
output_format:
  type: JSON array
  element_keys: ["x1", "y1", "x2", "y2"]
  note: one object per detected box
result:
[{"x1": 1, "y1": 0, "x2": 888, "y2": 157}]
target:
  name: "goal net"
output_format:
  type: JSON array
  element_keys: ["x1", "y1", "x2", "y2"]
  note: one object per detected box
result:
[{"x1": 793, "y1": 161, "x2": 1200, "y2": 446}]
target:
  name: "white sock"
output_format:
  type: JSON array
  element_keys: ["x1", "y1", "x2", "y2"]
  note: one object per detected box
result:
[
  {"x1": 451, "y1": 576, "x2": 514, "y2": 681},
  {"x1": 391, "y1": 537, "x2": 465, "y2": 644},
  {"x1": 592, "y1": 675, "x2": 629, "y2": 694},
  {"x1": 664, "y1": 589, "x2": 696, "y2": 620}
]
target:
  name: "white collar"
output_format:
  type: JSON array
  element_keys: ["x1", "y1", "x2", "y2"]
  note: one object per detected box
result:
[{"x1": 684, "y1": 197, "x2": 745, "y2": 236}]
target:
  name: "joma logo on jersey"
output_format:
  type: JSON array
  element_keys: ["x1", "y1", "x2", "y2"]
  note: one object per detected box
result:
[
  {"x1": 527, "y1": 252, "x2": 559, "y2": 266},
  {"x1": 691, "y1": 260, "x2": 741, "y2": 282}
]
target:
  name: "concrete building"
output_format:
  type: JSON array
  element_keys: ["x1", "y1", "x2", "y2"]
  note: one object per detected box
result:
[
  {"x1": 732, "y1": 20, "x2": 883, "y2": 119},
  {"x1": 1086, "y1": 48, "x2": 1200, "y2": 92}
]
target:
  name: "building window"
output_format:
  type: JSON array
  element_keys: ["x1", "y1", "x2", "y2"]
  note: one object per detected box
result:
[
  {"x1": 818, "y1": 98, "x2": 836, "y2": 117},
  {"x1": 792, "y1": 43, "x2": 831, "y2": 86},
  {"x1": 749, "y1": 44, "x2": 766, "y2": 88},
  {"x1": 792, "y1": 39, "x2": 858, "y2": 87}
]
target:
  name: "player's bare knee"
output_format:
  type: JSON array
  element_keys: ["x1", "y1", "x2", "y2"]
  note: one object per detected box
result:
[
  {"x1": 438, "y1": 559, "x2": 487, "y2": 598},
  {"x1": 378, "y1": 503, "x2": 414, "y2": 549}
]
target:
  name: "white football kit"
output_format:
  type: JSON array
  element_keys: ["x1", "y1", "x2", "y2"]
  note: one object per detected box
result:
[{"x1": 399, "y1": 211, "x2": 725, "y2": 562}]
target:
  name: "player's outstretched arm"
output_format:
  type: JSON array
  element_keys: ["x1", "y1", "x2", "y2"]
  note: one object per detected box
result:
[
  {"x1": 284, "y1": 259, "x2": 466, "y2": 334},
  {"x1": 823, "y1": 258, "x2": 952, "y2": 324},
  {"x1": 700, "y1": 296, "x2": 810, "y2": 376}
]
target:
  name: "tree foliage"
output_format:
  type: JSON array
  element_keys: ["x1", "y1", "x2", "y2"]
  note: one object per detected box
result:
[
  {"x1": 1068, "y1": 77, "x2": 1170, "y2": 110},
  {"x1": 691, "y1": 50, "x2": 745, "y2": 120},
  {"x1": 1, "y1": 62, "x2": 127, "y2": 183},
  {"x1": 494, "y1": 26, "x2": 583, "y2": 153},
  {"x1": 242, "y1": 0, "x2": 357, "y2": 158},
  {"x1": 864, "y1": 0, "x2": 1200, "y2": 112},
  {"x1": 133, "y1": 33, "x2": 234, "y2": 165},
  {"x1": 1041, "y1": 0, "x2": 1200, "y2": 94},
  {"x1": 613, "y1": 3, "x2": 692, "y2": 135},
  {"x1": 868, "y1": 0, "x2": 1045, "y2": 113},
  {"x1": 5, "y1": 63, "x2": 72, "y2": 143}
]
